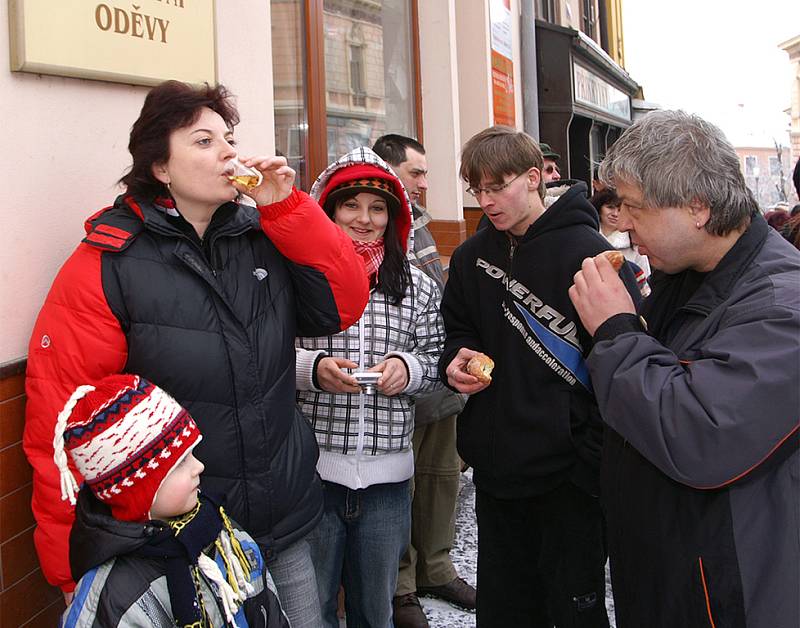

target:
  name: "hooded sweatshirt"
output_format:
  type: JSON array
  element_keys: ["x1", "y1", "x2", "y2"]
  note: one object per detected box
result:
[
  {"x1": 295, "y1": 148, "x2": 445, "y2": 490},
  {"x1": 440, "y1": 181, "x2": 641, "y2": 499}
]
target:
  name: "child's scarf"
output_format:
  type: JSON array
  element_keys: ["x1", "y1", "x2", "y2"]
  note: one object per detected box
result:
[{"x1": 131, "y1": 493, "x2": 253, "y2": 628}]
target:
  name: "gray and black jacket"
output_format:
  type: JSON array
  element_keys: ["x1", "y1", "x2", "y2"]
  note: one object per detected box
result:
[
  {"x1": 590, "y1": 214, "x2": 800, "y2": 628},
  {"x1": 408, "y1": 203, "x2": 466, "y2": 424},
  {"x1": 61, "y1": 490, "x2": 289, "y2": 628}
]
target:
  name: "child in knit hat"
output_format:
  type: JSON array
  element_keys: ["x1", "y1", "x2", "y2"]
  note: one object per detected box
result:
[{"x1": 55, "y1": 374, "x2": 289, "y2": 628}]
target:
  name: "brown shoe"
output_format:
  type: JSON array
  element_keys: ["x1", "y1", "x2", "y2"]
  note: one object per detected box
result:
[
  {"x1": 393, "y1": 593, "x2": 430, "y2": 628},
  {"x1": 418, "y1": 577, "x2": 476, "y2": 611}
]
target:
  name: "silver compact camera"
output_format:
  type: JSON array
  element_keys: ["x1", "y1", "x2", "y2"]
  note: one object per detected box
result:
[{"x1": 352, "y1": 371, "x2": 381, "y2": 395}]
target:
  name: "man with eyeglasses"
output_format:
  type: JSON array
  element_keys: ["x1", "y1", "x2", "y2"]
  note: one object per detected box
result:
[
  {"x1": 539, "y1": 142, "x2": 562, "y2": 183},
  {"x1": 439, "y1": 126, "x2": 639, "y2": 627}
]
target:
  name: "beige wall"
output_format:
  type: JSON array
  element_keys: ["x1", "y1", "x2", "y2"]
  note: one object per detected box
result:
[
  {"x1": 418, "y1": 0, "x2": 464, "y2": 222},
  {"x1": 454, "y1": 0, "x2": 526, "y2": 212},
  {"x1": 0, "y1": 0, "x2": 275, "y2": 363}
]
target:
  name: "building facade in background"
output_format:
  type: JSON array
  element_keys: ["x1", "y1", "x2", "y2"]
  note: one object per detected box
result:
[
  {"x1": 780, "y1": 34, "x2": 800, "y2": 164},
  {"x1": 737, "y1": 145, "x2": 798, "y2": 209}
]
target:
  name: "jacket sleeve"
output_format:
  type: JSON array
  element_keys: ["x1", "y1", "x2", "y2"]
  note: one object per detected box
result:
[
  {"x1": 587, "y1": 304, "x2": 800, "y2": 488},
  {"x1": 295, "y1": 347, "x2": 326, "y2": 392},
  {"x1": 387, "y1": 272, "x2": 445, "y2": 396},
  {"x1": 257, "y1": 188, "x2": 369, "y2": 335},
  {"x1": 438, "y1": 247, "x2": 483, "y2": 385},
  {"x1": 23, "y1": 244, "x2": 128, "y2": 591}
]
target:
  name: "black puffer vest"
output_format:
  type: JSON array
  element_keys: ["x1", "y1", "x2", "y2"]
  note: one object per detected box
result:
[{"x1": 86, "y1": 195, "x2": 324, "y2": 555}]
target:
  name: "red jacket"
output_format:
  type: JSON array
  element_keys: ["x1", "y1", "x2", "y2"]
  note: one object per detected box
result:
[{"x1": 24, "y1": 189, "x2": 368, "y2": 590}]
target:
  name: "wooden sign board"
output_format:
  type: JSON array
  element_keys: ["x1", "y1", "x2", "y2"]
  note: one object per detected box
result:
[{"x1": 9, "y1": 0, "x2": 217, "y2": 86}]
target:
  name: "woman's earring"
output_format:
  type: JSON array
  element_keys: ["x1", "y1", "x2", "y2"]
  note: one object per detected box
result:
[{"x1": 696, "y1": 221, "x2": 701, "y2": 229}]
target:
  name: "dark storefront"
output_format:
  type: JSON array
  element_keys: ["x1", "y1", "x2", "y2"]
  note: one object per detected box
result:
[{"x1": 535, "y1": 20, "x2": 640, "y2": 187}]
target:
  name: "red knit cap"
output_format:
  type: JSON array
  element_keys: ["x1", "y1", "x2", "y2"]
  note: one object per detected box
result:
[{"x1": 53, "y1": 374, "x2": 202, "y2": 522}]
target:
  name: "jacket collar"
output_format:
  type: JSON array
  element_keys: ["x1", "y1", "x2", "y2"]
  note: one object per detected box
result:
[
  {"x1": 682, "y1": 212, "x2": 766, "y2": 314},
  {"x1": 124, "y1": 195, "x2": 260, "y2": 238}
]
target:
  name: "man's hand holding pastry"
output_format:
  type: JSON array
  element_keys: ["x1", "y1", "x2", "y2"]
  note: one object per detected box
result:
[
  {"x1": 569, "y1": 251, "x2": 636, "y2": 336},
  {"x1": 445, "y1": 348, "x2": 494, "y2": 394}
]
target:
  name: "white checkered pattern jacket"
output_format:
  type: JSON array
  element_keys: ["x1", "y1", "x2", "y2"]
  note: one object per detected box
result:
[{"x1": 296, "y1": 148, "x2": 445, "y2": 489}]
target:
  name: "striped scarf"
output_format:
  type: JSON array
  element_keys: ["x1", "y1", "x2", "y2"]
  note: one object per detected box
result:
[{"x1": 353, "y1": 238, "x2": 385, "y2": 278}]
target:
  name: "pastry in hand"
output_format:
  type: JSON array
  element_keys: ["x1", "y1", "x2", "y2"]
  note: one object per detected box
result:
[
  {"x1": 466, "y1": 353, "x2": 495, "y2": 383},
  {"x1": 598, "y1": 250, "x2": 625, "y2": 272}
]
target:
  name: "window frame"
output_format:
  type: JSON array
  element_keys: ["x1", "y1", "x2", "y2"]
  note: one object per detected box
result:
[{"x1": 302, "y1": 0, "x2": 423, "y2": 185}]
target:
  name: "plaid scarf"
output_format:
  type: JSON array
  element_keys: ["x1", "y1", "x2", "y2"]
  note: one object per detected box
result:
[{"x1": 353, "y1": 238, "x2": 385, "y2": 279}]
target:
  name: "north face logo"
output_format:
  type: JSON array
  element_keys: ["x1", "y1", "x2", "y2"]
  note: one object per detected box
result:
[{"x1": 253, "y1": 268, "x2": 268, "y2": 281}]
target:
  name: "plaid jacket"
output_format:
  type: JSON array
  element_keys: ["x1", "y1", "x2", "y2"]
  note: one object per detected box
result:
[
  {"x1": 297, "y1": 147, "x2": 445, "y2": 488},
  {"x1": 295, "y1": 266, "x2": 443, "y2": 458}
]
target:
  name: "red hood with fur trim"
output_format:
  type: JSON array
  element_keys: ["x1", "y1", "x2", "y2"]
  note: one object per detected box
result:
[{"x1": 312, "y1": 150, "x2": 413, "y2": 255}]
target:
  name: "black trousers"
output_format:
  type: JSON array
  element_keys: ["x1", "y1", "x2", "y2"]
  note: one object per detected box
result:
[{"x1": 475, "y1": 482, "x2": 609, "y2": 628}]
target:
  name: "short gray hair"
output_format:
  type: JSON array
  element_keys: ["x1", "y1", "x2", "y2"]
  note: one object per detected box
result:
[{"x1": 598, "y1": 110, "x2": 756, "y2": 235}]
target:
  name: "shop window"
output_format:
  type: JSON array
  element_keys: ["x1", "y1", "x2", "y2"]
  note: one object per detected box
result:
[
  {"x1": 271, "y1": 0, "x2": 309, "y2": 187},
  {"x1": 271, "y1": 0, "x2": 420, "y2": 189}
]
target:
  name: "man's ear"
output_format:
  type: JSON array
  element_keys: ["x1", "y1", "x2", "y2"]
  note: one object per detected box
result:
[
  {"x1": 152, "y1": 162, "x2": 170, "y2": 185},
  {"x1": 526, "y1": 167, "x2": 541, "y2": 190},
  {"x1": 688, "y1": 200, "x2": 711, "y2": 228}
]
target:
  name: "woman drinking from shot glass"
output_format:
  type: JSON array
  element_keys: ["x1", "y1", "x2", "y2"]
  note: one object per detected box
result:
[
  {"x1": 295, "y1": 147, "x2": 444, "y2": 627},
  {"x1": 23, "y1": 80, "x2": 368, "y2": 627}
]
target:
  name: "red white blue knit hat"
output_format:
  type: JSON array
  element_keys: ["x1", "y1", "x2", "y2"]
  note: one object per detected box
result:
[{"x1": 52, "y1": 374, "x2": 202, "y2": 522}]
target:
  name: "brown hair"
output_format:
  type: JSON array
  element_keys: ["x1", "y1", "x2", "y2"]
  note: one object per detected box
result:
[
  {"x1": 459, "y1": 126, "x2": 545, "y2": 200},
  {"x1": 120, "y1": 81, "x2": 240, "y2": 198}
]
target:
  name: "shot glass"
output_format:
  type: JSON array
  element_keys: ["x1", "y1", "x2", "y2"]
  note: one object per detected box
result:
[{"x1": 225, "y1": 157, "x2": 263, "y2": 191}]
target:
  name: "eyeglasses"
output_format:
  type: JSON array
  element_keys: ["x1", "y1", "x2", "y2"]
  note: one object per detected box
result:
[
  {"x1": 543, "y1": 165, "x2": 560, "y2": 175},
  {"x1": 466, "y1": 171, "x2": 526, "y2": 198}
]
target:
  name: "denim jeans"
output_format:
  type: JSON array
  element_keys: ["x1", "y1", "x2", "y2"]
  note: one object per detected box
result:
[
  {"x1": 265, "y1": 536, "x2": 322, "y2": 628},
  {"x1": 308, "y1": 479, "x2": 412, "y2": 628}
]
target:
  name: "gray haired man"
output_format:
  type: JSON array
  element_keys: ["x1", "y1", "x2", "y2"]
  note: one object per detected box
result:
[{"x1": 570, "y1": 111, "x2": 800, "y2": 628}]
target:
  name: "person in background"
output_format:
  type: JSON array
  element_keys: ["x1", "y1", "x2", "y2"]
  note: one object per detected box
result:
[
  {"x1": 765, "y1": 208, "x2": 790, "y2": 231},
  {"x1": 539, "y1": 142, "x2": 562, "y2": 183},
  {"x1": 23, "y1": 80, "x2": 369, "y2": 627},
  {"x1": 569, "y1": 110, "x2": 799, "y2": 628},
  {"x1": 539, "y1": 142, "x2": 561, "y2": 183},
  {"x1": 590, "y1": 187, "x2": 651, "y2": 296},
  {"x1": 58, "y1": 374, "x2": 289, "y2": 628},
  {"x1": 373, "y1": 134, "x2": 474, "y2": 628},
  {"x1": 296, "y1": 147, "x2": 445, "y2": 628},
  {"x1": 441, "y1": 125, "x2": 640, "y2": 628}
]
